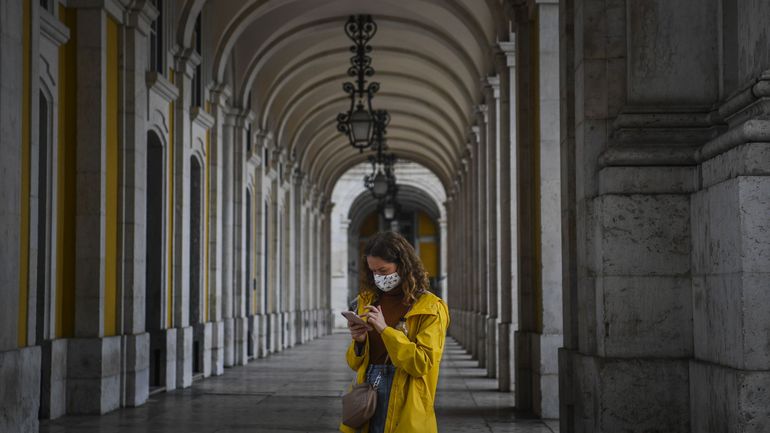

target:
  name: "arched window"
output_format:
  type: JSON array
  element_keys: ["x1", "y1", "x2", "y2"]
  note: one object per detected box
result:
[
  {"x1": 35, "y1": 90, "x2": 53, "y2": 343},
  {"x1": 189, "y1": 156, "x2": 203, "y2": 374},
  {"x1": 192, "y1": 13, "x2": 203, "y2": 107},
  {"x1": 149, "y1": 0, "x2": 164, "y2": 74},
  {"x1": 145, "y1": 130, "x2": 166, "y2": 390}
]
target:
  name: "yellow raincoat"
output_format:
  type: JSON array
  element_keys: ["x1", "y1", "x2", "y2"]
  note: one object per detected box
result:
[{"x1": 339, "y1": 290, "x2": 450, "y2": 433}]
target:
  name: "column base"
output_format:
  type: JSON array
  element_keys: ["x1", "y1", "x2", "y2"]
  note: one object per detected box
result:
[
  {"x1": 312, "y1": 309, "x2": 320, "y2": 339},
  {"x1": 193, "y1": 322, "x2": 212, "y2": 377},
  {"x1": 255, "y1": 314, "x2": 268, "y2": 358},
  {"x1": 272, "y1": 313, "x2": 282, "y2": 353},
  {"x1": 486, "y1": 316, "x2": 498, "y2": 379},
  {"x1": 175, "y1": 326, "x2": 193, "y2": 389},
  {"x1": 516, "y1": 331, "x2": 563, "y2": 419},
  {"x1": 690, "y1": 359, "x2": 770, "y2": 433},
  {"x1": 121, "y1": 333, "x2": 149, "y2": 407},
  {"x1": 148, "y1": 328, "x2": 176, "y2": 392},
  {"x1": 66, "y1": 336, "x2": 121, "y2": 414},
  {"x1": 476, "y1": 312, "x2": 486, "y2": 367},
  {"x1": 497, "y1": 322, "x2": 512, "y2": 392},
  {"x1": 0, "y1": 345, "x2": 41, "y2": 432},
  {"x1": 559, "y1": 348, "x2": 689, "y2": 431},
  {"x1": 234, "y1": 316, "x2": 248, "y2": 365},
  {"x1": 295, "y1": 310, "x2": 305, "y2": 345},
  {"x1": 279, "y1": 312, "x2": 288, "y2": 350},
  {"x1": 223, "y1": 317, "x2": 235, "y2": 367},
  {"x1": 247, "y1": 315, "x2": 258, "y2": 359},
  {"x1": 265, "y1": 313, "x2": 275, "y2": 353},
  {"x1": 40, "y1": 339, "x2": 67, "y2": 419},
  {"x1": 210, "y1": 320, "x2": 225, "y2": 376},
  {"x1": 287, "y1": 311, "x2": 296, "y2": 348}
]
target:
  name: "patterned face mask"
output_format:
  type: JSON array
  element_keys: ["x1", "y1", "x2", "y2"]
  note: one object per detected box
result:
[{"x1": 374, "y1": 272, "x2": 401, "y2": 292}]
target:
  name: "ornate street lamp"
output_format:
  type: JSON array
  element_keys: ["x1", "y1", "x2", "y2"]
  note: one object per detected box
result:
[
  {"x1": 363, "y1": 110, "x2": 396, "y2": 199},
  {"x1": 337, "y1": 15, "x2": 380, "y2": 152},
  {"x1": 380, "y1": 187, "x2": 400, "y2": 221}
]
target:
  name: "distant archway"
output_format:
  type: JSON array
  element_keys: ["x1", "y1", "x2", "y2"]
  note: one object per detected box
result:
[{"x1": 330, "y1": 162, "x2": 447, "y2": 328}]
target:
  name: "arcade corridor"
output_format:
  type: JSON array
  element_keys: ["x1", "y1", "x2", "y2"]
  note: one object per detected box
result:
[
  {"x1": 1, "y1": 0, "x2": 769, "y2": 432},
  {"x1": 39, "y1": 332, "x2": 558, "y2": 433}
]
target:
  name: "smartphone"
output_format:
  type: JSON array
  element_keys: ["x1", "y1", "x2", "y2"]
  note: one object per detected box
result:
[{"x1": 341, "y1": 311, "x2": 372, "y2": 329}]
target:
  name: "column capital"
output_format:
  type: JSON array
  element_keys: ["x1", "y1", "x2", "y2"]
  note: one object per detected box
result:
[
  {"x1": 474, "y1": 104, "x2": 488, "y2": 124},
  {"x1": 210, "y1": 83, "x2": 233, "y2": 109},
  {"x1": 498, "y1": 36, "x2": 516, "y2": 68},
  {"x1": 125, "y1": 0, "x2": 158, "y2": 36},
  {"x1": 471, "y1": 125, "x2": 482, "y2": 144},
  {"x1": 292, "y1": 168, "x2": 305, "y2": 185},
  {"x1": 483, "y1": 75, "x2": 501, "y2": 99},
  {"x1": 173, "y1": 48, "x2": 201, "y2": 79}
]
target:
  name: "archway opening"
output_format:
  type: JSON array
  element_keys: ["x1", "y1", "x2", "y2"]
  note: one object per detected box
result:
[
  {"x1": 329, "y1": 161, "x2": 447, "y2": 328},
  {"x1": 145, "y1": 130, "x2": 165, "y2": 390},
  {"x1": 189, "y1": 156, "x2": 203, "y2": 375}
]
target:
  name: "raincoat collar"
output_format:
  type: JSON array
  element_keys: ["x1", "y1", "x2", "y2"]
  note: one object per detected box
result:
[{"x1": 359, "y1": 290, "x2": 441, "y2": 318}]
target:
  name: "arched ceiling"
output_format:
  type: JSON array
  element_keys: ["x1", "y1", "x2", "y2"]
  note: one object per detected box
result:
[{"x1": 177, "y1": 0, "x2": 508, "y2": 198}]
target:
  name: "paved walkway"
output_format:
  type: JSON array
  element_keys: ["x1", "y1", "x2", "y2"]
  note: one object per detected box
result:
[{"x1": 41, "y1": 332, "x2": 558, "y2": 433}]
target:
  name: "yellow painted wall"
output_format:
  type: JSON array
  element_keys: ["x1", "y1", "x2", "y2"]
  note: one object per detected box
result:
[
  {"x1": 18, "y1": 0, "x2": 31, "y2": 347},
  {"x1": 417, "y1": 212, "x2": 436, "y2": 237},
  {"x1": 360, "y1": 212, "x2": 379, "y2": 237},
  {"x1": 419, "y1": 241, "x2": 438, "y2": 277},
  {"x1": 56, "y1": 5, "x2": 77, "y2": 338},
  {"x1": 416, "y1": 212, "x2": 439, "y2": 279},
  {"x1": 104, "y1": 16, "x2": 119, "y2": 336}
]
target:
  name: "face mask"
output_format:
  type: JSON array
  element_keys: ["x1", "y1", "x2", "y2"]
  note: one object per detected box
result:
[{"x1": 374, "y1": 272, "x2": 401, "y2": 292}]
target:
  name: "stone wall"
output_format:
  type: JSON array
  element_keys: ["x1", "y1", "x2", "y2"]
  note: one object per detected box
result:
[{"x1": 559, "y1": 0, "x2": 770, "y2": 431}]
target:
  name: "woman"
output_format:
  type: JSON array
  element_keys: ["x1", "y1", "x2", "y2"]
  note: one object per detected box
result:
[{"x1": 339, "y1": 231, "x2": 450, "y2": 433}]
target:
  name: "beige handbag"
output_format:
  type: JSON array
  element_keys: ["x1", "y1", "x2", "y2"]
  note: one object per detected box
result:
[
  {"x1": 341, "y1": 379, "x2": 378, "y2": 428},
  {"x1": 342, "y1": 354, "x2": 389, "y2": 428}
]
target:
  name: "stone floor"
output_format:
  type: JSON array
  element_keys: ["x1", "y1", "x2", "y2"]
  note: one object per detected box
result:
[{"x1": 40, "y1": 332, "x2": 558, "y2": 433}]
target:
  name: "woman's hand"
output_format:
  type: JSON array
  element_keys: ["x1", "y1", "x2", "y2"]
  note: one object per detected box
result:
[
  {"x1": 363, "y1": 305, "x2": 387, "y2": 333},
  {"x1": 348, "y1": 319, "x2": 370, "y2": 343}
]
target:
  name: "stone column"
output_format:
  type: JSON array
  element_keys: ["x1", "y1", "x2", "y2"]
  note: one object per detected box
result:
[
  {"x1": 0, "y1": 1, "x2": 42, "y2": 430},
  {"x1": 220, "y1": 111, "x2": 235, "y2": 367},
  {"x1": 253, "y1": 131, "x2": 268, "y2": 358},
  {"x1": 67, "y1": 4, "x2": 122, "y2": 415},
  {"x1": 269, "y1": 168, "x2": 281, "y2": 352},
  {"x1": 513, "y1": 0, "x2": 563, "y2": 418},
  {"x1": 534, "y1": 0, "x2": 562, "y2": 418},
  {"x1": 292, "y1": 170, "x2": 304, "y2": 344},
  {"x1": 438, "y1": 217, "x2": 448, "y2": 301},
  {"x1": 473, "y1": 110, "x2": 490, "y2": 368},
  {"x1": 461, "y1": 157, "x2": 472, "y2": 349},
  {"x1": 320, "y1": 201, "x2": 331, "y2": 335},
  {"x1": 170, "y1": 49, "x2": 201, "y2": 389},
  {"x1": 208, "y1": 85, "x2": 230, "y2": 375},
  {"x1": 483, "y1": 76, "x2": 501, "y2": 379},
  {"x1": 231, "y1": 112, "x2": 250, "y2": 366},
  {"x1": 497, "y1": 36, "x2": 517, "y2": 393},
  {"x1": 559, "y1": 0, "x2": 731, "y2": 430},
  {"x1": 119, "y1": 1, "x2": 157, "y2": 408}
]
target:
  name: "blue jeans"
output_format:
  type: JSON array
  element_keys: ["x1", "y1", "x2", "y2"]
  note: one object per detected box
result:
[{"x1": 366, "y1": 364, "x2": 396, "y2": 433}]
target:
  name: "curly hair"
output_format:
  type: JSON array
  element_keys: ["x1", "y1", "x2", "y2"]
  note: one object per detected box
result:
[{"x1": 360, "y1": 231, "x2": 430, "y2": 305}]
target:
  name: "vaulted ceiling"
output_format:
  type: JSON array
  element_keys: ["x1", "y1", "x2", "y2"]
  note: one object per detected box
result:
[{"x1": 175, "y1": 0, "x2": 508, "y2": 197}]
